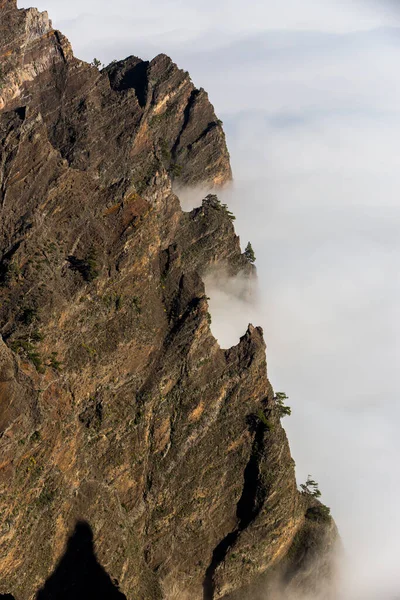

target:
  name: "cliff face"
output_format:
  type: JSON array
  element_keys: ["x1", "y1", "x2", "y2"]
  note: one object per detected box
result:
[{"x1": 0, "y1": 3, "x2": 337, "y2": 600}]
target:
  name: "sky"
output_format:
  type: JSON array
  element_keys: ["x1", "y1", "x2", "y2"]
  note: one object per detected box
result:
[{"x1": 19, "y1": 0, "x2": 400, "y2": 597}]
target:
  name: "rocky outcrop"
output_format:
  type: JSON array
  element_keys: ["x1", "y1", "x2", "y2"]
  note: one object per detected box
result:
[
  {"x1": 0, "y1": 0, "x2": 231, "y2": 189},
  {"x1": 0, "y1": 2, "x2": 337, "y2": 599}
]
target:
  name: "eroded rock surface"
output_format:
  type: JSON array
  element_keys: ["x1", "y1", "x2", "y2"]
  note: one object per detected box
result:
[{"x1": 0, "y1": 2, "x2": 337, "y2": 599}]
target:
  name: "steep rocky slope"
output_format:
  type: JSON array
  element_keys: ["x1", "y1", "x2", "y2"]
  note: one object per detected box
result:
[{"x1": 0, "y1": 2, "x2": 337, "y2": 599}]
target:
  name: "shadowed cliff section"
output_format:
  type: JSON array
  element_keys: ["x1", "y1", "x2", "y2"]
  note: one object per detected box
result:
[
  {"x1": 107, "y1": 56, "x2": 149, "y2": 106},
  {"x1": 203, "y1": 418, "x2": 268, "y2": 600},
  {"x1": 36, "y1": 522, "x2": 127, "y2": 600}
]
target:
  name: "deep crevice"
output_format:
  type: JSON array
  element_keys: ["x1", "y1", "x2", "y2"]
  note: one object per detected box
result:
[
  {"x1": 189, "y1": 121, "x2": 219, "y2": 149},
  {"x1": 54, "y1": 31, "x2": 69, "y2": 63},
  {"x1": 171, "y1": 89, "x2": 200, "y2": 159},
  {"x1": 203, "y1": 421, "x2": 267, "y2": 600}
]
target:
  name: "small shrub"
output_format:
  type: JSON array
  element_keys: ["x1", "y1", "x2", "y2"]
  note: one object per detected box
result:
[
  {"x1": 91, "y1": 58, "x2": 102, "y2": 69},
  {"x1": 300, "y1": 475, "x2": 322, "y2": 498},
  {"x1": 27, "y1": 350, "x2": 45, "y2": 373},
  {"x1": 85, "y1": 248, "x2": 99, "y2": 281},
  {"x1": 221, "y1": 203, "x2": 236, "y2": 221},
  {"x1": 306, "y1": 505, "x2": 331, "y2": 522},
  {"x1": 26, "y1": 456, "x2": 37, "y2": 473},
  {"x1": 274, "y1": 392, "x2": 291, "y2": 418},
  {"x1": 257, "y1": 409, "x2": 274, "y2": 431},
  {"x1": 31, "y1": 329, "x2": 44, "y2": 342},
  {"x1": 11, "y1": 339, "x2": 34, "y2": 354},
  {"x1": 11, "y1": 338, "x2": 45, "y2": 373},
  {"x1": 131, "y1": 296, "x2": 142, "y2": 314},
  {"x1": 3, "y1": 261, "x2": 21, "y2": 283},
  {"x1": 48, "y1": 352, "x2": 62, "y2": 371},
  {"x1": 102, "y1": 293, "x2": 124, "y2": 311},
  {"x1": 20, "y1": 306, "x2": 39, "y2": 325},
  {"x1": 205, "y1": 196, "x2": 236, "y2": 221},
  {"x1": 205, "y1": 194, "x2": 219, "y2": 207},
  {"x1": 115, "y1": 295, "x2": 123, "y2": 311},
  {"x1": 169, "y1": 163, "x2": 183, "y2": 177},
  {"x1": 244, "y1": 242, "x2": 256, "y2": 263},
  {"x1": 137, "y1": 162, "x2": 159, "y2": 193},
  {"x1": 159, "y1": 139, "x2": 171, "y2": 162},
  {"x1": 30, "y1": 431, "x2": 41, "y2": 443},
  {"x1": 36, "y1": 488, "x2": 55, "y2": 507}
]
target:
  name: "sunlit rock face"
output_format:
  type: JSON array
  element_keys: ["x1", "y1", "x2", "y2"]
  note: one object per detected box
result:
[{"x1": 0, "y1": 2, "x2": 337, "y2": 599}]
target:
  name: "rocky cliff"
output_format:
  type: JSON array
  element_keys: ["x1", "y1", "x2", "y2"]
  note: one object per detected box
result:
[{"x1": 0, "y1": 2, "x2": 337, "y2": 599}]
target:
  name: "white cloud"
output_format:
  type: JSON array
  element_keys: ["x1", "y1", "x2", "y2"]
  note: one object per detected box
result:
[
  {"x1": 213, "y1": 107, "x2": 400, "y2": 598},
  {"x1": 20, "y1": 0, "x2": 400, "y2": 37}
]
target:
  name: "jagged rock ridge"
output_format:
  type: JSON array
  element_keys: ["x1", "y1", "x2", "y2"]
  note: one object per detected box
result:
[{"x1": 0, "y1": 2, "x2": 337, "y2": 599}]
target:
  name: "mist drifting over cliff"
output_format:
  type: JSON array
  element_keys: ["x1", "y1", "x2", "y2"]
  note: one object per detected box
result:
[
  {"x1": 168, "y1": 5, "x2": 400, "y2": 597},
  {"x1": 18, "y1": 0, "x2": 400, "y2": 598},
  {"x1": 181, "y1": 54, "x2": 400, "y2": 600}
]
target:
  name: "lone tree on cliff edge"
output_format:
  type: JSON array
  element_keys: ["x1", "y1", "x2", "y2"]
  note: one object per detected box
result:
[
  {"x1": 300, "y1": 476, "x2": 322, "y2": 498},
  {"x1": 244, "y1": 242, "x2": 256, "y2": 263}
]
